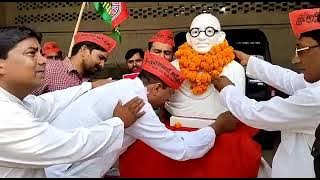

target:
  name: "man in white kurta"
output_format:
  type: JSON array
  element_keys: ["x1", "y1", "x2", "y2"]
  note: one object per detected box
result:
[
  {"x1": 217, "y1": 55, "x2": 318, "y2": 177},
  {"x1": 0, "y1": 26, "x2": 145, "y2": 178},
  {"x1": 45, "y1": 52, "x2": 237, "y2": 178},
  {"x1": 0, "y1": 82, "x2": 124, "y2": 177},
  {"x1": 212, "y1": 8, "x2": 320, "y2": 177}
]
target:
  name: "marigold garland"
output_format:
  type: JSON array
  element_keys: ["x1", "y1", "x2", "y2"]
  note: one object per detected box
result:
[{"x1": 175, "y1": 40, "x2": 235, "y2": 95}]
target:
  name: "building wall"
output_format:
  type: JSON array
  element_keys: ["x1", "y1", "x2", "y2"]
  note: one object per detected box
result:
[
  {"x1": 2, "y1": 2, "x2": 315, "y2": 73},
  {"x1": 0, "y1": 3, "x2": 6, "y2": 26}
]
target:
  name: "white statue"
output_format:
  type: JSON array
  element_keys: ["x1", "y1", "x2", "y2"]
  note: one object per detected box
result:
[{"x1": 165, "y1": 13, "x2": 246, "y2": 128}]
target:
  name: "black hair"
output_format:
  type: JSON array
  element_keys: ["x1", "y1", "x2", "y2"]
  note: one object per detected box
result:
[
  {"x1": 173, "y1": 32, "x2": 187, "y2": 52},
  {"x1": 0, "y1": 26, "x2": 42, "y2": 59},
  {"x1": 148, "y1": 41, "x2": 175, "y2": 51},
  {"x1": 125, "y1": 48, "x2": 144, "y2": 61},
  {"x1": 148, "y1": 42, "x2": 153, "y2": 51},
  {"x1": 71, "y1": 41, "x2": 106, "y2": 57},
  {"x1": 300, "y1": 29, "x2": 320, "y2": 44},
  {"x1": 138, "y1": 70, "x2": 168, "y2": 89}
]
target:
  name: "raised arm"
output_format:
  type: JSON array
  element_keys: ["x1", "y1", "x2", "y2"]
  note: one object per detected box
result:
[
  {"x1": 219, "y1": 85, "x2": 320, "y2": 133},
  {"x1": 246, "y1": 56, "x2": 308, "y2": 95},
  {"x1": 234, "y1": 50, "x2": 308, "y2": 95}
]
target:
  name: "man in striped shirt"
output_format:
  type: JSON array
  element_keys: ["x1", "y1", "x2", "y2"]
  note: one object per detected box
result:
[{"x1": 32, "y1": 32, "x2": 116, "y2": 95}]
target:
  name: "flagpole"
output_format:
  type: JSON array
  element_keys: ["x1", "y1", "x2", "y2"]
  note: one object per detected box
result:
[{"x1": 68, "y1": 2, "x2": 86, "y2": 57}]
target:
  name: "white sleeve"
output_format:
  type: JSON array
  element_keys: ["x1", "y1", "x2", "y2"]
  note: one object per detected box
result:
[
  {"x1": 246, "y1": 56, "x2": 308, "y2": 95},
  {"x1": 0, "y1": 103, "x2": 124, "y2": 169},
  {"x1": 219, "y1": 85, "x2": 320, "y2": 133},
  {"x1": 23, "y1": 82, "x2": 92, "y2": 123},
  {"x1": 125, "y1": 103, "x2": 216, "y2": 161}
]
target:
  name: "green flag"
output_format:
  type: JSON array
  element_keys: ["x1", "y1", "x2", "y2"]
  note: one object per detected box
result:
[
  {"x1": 93, "y1": 2, "x2": 112, "y2": 25},
  {"x1": 93, "y1": 2, "x2": 128, "y2": 43}
]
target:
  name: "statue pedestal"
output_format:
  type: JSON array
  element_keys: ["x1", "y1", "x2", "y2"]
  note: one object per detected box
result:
[
  {"x1": 119, "y1": 121, "x2": 262, "y2": 178},
  {"x1": 170, "y1": 116, "x2": 214, "y2": 128}
]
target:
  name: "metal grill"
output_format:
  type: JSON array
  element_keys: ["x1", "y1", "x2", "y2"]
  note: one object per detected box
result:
[{"x1": 14, "y1": 2, "x2": 313, "y2": 25}]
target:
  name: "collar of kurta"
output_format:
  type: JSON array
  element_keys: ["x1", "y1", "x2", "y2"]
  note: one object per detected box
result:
[{"x1": 0, "y1": 87, "x2": 24, "y2": 105}]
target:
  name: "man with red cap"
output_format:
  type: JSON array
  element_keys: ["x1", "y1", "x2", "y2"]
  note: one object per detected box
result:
[
  {"x1": 148, "y1": 29, "x2": 175, "y2": 62},
  {"x1": 32, "y1": 32, "x2": 116, "y2": 95},
  {"x1": 44, "y1": 52, "x2": 238, "y2": 178},
  {"x1": 121, "y1": 30, "x2": 176, "y2": 80},
  {"x1": 212, "y1": 8, "x2": 320, "y2": 177},
  {"x1": 41, "y1": 41, "x2": 63, "y2": 60}
]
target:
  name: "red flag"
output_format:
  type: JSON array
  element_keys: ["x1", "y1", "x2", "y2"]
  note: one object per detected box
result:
[{"x1": 111, "y1": 2, "x2": 129, "y2": 29}]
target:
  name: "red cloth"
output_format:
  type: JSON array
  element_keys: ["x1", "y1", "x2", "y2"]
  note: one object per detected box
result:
[
  {"x1": 119, "y1": 121, "x2": 261, "y2": 178},
  {"x1": 289, "y1": 8, "x2": 320, "y2": 38},
  {"x1": 122, "y1": 72, "x2": 140, "y2": 79}
]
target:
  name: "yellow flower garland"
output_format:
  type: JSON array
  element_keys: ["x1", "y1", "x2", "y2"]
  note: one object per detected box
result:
[{"x1": 175, "y1": 40, "x2": 235, "y2": 95}]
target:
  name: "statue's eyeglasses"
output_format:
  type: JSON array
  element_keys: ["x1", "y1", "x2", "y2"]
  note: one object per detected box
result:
[{"x1": 189, "y1": 27, "x2": 219, "y2": 38}]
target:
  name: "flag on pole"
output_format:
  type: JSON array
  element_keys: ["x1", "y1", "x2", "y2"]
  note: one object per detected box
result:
[{"x1": 93, "y1": 2, "x2": 129, "y2": 43}]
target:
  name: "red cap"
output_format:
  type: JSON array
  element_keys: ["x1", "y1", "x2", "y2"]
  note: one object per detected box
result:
[
  {"x1": 142, "y1": 52, "x2": 184, "y2": 89},
  {"x1": 42, "y1": 42, "x2": 61, "y2": 56},
  {"x1": 289, "y1": 8, "x2": 320, "y2": 38},
  {"x1": 148, "y1": 30, "x2": 175, "y2": 47},
  {"x1": 74, "y1": 32, "x2": 117, "y2": 53}
]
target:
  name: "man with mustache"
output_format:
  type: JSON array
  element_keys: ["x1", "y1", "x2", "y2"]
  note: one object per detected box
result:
[
  {"x1": 0, "y1": 25, "x2": 145, "y2": 178},
  {"x1": 32, "y1": 32, "x2": 115, "y2": 95},
  {"x1": 212, "y1": 8, "x2": 320, "y2": 177},
  {"x1": 125, "y1": 48, "x2": 144, "y2": 73}
]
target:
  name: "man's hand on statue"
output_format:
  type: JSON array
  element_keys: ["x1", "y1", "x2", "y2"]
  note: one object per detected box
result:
[
  {"x1": 91, "y1": 78, "x2": 113, "y2": 89},
  {"x1": 233, "y1": 50, "x2": 250, "y2": 66},
  {"x1": 113, "y1": 97, "x2": 146, "y2": 128},
  {"x1": 212, "y1": 76, "x2": 234, "y2": 92},
  {"x1": 210, "y1": 111, "x2": 239, "y2": 136}
]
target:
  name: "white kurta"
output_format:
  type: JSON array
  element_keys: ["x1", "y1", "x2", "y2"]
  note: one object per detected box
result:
[
  {"x1": 219, "y1": 56, "x2": 319, "y2": 177},
  {"x1": 0, "y1": 82, "x2": 124, "y2": 178},
  {"x1": 165, "y1": 59, "x2": 245, "y2": 119},
  {"x1": 45, "y1": 78, "x2": 216, "y2": 178}
]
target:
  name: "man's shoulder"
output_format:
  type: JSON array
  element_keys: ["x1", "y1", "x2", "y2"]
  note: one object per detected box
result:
[
  {"x1": 46, "y1": 59, "x2": 64, "y2": 66},
  {"x1": 223, "y1": 60, "x2": 245, "y2": 73},
  {"x1": 0, "y1": 100, "x2": 31, "y2": 117},
  {"x1": 116, "y1": 78, "x2": 145, "y2": 90},
  {"x1": 45, "y1": 60, "x2": 65, "y2": 69}
]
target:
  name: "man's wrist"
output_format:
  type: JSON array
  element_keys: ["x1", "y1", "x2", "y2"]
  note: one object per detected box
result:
[{"x1": 209, "y1": 123, "x2": 222, "y2": 136}]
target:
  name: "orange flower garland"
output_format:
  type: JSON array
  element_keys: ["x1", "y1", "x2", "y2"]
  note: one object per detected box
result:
[{"x1": 175, "y1": 40, "x2": 235, "y2": 95}]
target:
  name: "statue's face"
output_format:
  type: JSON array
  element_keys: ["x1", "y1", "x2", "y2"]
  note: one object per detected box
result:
[{"x1": 186, "y1": 13, "x2": 226, "y2": 54}]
